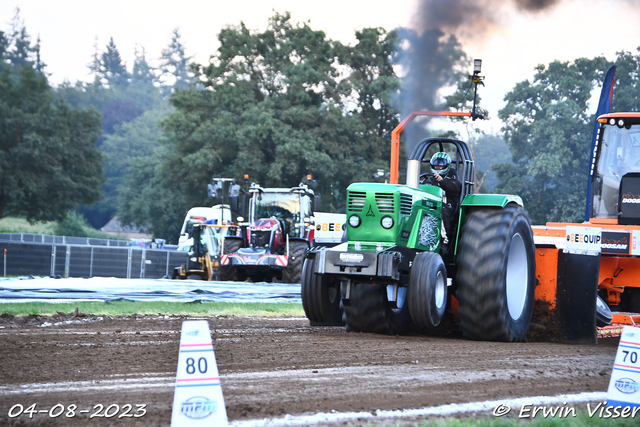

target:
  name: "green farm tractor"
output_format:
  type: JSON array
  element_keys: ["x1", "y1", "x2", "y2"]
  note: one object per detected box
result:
[
  {"x1": 302, "y1": 134, "x2": 536, "y2": 341},
  {"x1": 301, "y1": 63, "x2": 536, "y2": 341}
]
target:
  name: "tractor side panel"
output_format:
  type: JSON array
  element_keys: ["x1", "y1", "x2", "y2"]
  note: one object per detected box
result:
[
  {"x1": 556, "y1": 252, "x2": 601, "y2": 343},
  {"x1": 402, "y1": 206, "x2": 442, "y2": 252},
  {"x1": 534, "y1": 247, "x2": 559, "y2": 309}
]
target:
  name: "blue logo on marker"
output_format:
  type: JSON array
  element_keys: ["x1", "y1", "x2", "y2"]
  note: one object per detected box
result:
[
  {"x1": 615, "y1": 378, "x2": 640, "y2": 394},
  {"x1": 185, "y1": 329, "x2": 200, "y2": 336},
  {"x1": 181, "y1": 396, "x2": 217, "y2": 419}
]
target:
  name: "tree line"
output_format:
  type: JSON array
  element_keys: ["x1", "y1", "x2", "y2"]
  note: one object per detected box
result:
[{"x1": 3, "y1": 10, "x2": 640, "y2": 242}]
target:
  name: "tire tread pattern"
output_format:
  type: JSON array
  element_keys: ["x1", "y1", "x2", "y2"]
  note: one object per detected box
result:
[
  {"x1": 282, "y1": 241, "x2": 308, "y2": 283},
  {"x1": 456, "y1": 205, "x2": 535, "y2": 342},
  {"x1": 301, "y1": 257, "x2": 339, "y2": 322},
  {"x1": 343, "y1": 283, "x2": 411, "y2": 335},
  {"x1": 408, "y1": 252, "x2": 446, "y2": 330}
]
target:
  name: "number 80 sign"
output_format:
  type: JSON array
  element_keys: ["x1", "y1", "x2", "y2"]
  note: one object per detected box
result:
[{"x1": 171, "y1": 321, "x2": 228, "y2": 426}]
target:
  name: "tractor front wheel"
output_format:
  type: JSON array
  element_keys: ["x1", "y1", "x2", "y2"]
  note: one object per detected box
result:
[
  {"x1": 282, "y1": 241, "x2": 308, "y2": 283},
  {"x1": 408, "y1": 251, "x2": 448, "y2": 330},
  {"x1": 301, "y1": 257, "x2": 341, "y2": 323},
  {"x1": 456, "y1": 205, "x2": 536, "y2": 342},
  {"x1": 343, "y1": 282, "x2": 412, "y2": 335},
  {"x1": 218, "y1": 238, "x2": 243, "y2": 281}
]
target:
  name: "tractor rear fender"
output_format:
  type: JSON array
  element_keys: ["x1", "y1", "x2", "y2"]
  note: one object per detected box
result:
[{"x1": 454, "y1": 195, "x2": 524, "y2": 256}]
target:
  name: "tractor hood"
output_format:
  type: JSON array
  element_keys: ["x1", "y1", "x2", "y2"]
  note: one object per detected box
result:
[{"x1": 346, "y1": 182, "x2": 442, "y2": 251}]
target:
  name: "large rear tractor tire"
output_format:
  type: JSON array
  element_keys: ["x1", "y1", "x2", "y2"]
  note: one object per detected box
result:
[
  {"x1": 343, "y1": 282, "x2": 412, "y2": 335},
  {"x1": 282, "y1": 241, "x2": 308, "y2": 283},
  {"x1": 408, "y1": 251, "x2": 448, "y2": 330},
  {"x1": 218, "y1": 238, "x2": 244, "y2": 281},
  {"x1": 301, "y1": 257, "x2": 341, "y2": 323},
  {"x1": 456, "y1": 205, "x2": 536, "y2": 342}
]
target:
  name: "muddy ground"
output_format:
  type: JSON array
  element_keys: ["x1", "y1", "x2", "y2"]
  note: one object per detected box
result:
[{"x1": 0, "y1": 312, "x2": 619, "y2": 426}]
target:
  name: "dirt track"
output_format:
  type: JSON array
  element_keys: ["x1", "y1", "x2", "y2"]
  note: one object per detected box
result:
[{"x1": 0, "y1": 313, "x2": 619, "y2": 426}]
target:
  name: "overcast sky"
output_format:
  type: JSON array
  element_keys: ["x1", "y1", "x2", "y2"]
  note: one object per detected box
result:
[{"x1": 3, "y1": 0, "x2": 640, "y2": 134}]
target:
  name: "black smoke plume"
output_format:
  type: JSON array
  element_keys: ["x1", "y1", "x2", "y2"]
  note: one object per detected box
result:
[{"x1": 397, "y1": 0, "x2": 561, "y2": 151}]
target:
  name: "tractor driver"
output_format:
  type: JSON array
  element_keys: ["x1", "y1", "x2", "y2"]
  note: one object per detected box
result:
[{"x1": 422, "y1": 152, "x2": 461, "y2": 245}]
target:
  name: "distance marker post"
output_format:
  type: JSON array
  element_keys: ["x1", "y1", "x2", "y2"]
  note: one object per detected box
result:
[
  {"x1": 606, "y1": 326, "x2": 640, "y2": 409},
  {"x1": 171, "y1": 320, "x2": 228, "y2": 426}
]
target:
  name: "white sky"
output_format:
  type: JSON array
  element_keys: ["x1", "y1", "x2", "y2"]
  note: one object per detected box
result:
[{"x1": 3, "y1": 0, "x2": 640, "y2": 134}]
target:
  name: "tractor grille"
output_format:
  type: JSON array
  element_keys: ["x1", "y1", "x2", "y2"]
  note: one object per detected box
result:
[
  {"x1": 400, "y1": 194, "x2": 413, "y2": 216},
  {"x1": 375, "y1": 193, "x2": 395, "y2": 214},
  {"x1": 251, "y1": 230, "x2": 271, "y2": 247},
  {"x1": 348, "y1": 191, "x2": 367, "y2": 212}
]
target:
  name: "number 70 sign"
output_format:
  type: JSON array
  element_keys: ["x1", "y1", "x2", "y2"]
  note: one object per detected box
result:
[{"x1": 607, "y1": 326, "x2": 640, "y2": 408}]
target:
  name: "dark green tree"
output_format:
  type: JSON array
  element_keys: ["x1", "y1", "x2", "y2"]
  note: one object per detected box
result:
[
  {"x1": 7, "y1": 9, "x2": 35, "y2": 69},
  {"x1": 102, "y1": 108, "x2": 168, "y2": 217},
  {"x1": 326, "y1": 27, "x2": 401, "y2": 208},
  {"x1": 118, "y1": 146, "x2": 186, "y2": 242},
  {"x1": 161, "y1": 13, "x2": 345, "y2": 211},
  {"x1": 495, "y1": 57, "x2": 609, "y2": 224},
  {"x1": 57, "y1": 35, "x2": 167, "y2": 229},
  {"x1": 132, "y1": 45, "x2": 157, "y2": 87},
  {"x1": 159, "y1": 28, "x2": 193, "y2": 90},
  {"x1": 100, "y1": 38, "x2": 129, "y2": 87},
  {"x1": 610, "y1": 49, "x2": 640, "y2": 113},
  {"x1": 0, "y1": 65, "x2": 104, "y2": 221},
  {"x1": 0, "y1": 30, "x2": 8, "y2": 74}
]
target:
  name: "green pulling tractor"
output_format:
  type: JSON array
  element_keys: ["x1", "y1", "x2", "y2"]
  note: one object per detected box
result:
[
  {"x1": 302, "y1": 136, "x2": 536, "y2": 341},
  {"x1": 301, "y1": 64, "x2": 537, "y2": 342}
]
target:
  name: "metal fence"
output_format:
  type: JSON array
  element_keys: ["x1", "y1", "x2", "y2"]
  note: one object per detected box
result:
[
  {"x1": 0, "y1": 233, "x2": 129, "y2": 247},
  {"x1": 0, "y1": 241, "x2": 188, "y2": 279}
]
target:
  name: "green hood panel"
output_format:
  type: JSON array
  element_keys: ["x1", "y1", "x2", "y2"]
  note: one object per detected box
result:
[{"x1": 346, "y1": 183, "x2": 442, "y2": 251}]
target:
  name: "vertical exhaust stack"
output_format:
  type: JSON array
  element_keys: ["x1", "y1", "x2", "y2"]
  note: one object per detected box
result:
[
  {"x1": 389, "y1": 60, "x2": 485, "y2": 186},
  {"x1": 471, "y1": 59, "x2": 484, "y2": 121}
]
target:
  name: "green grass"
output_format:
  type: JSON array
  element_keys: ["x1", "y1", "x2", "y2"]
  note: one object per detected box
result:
[
  {"x1": 0, "y1": 217, "x2": 57, "y2": 235},
  {"x1": 389, "y1": 408, "x2": 637, "y2": 426},
  {"x1": 0, "y1": 300, "x2": 305, "y2": 317},
  {"x1": 0, "y1": 215, "x2": 128, "y2": 240}
]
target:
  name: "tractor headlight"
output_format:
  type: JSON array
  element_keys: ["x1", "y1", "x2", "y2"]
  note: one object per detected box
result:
[
  {"x1": 349, "y1": 214, "x2": 361, "y2": 228},
  {"x1": 381, "y1": 216, "x2": 394, "y2": 229}
]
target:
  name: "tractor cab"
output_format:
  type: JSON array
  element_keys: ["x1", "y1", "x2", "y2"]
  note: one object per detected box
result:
[
  {"x1": 219, "y1": 183, "x2": 319, "y2": 283},
  {"x1": 248, "y1": 185, "x2": 315, "y2": 240},
  {"x1": 590, "y1": 113, "x2": 640, "y2": 225},
  {"x1": 407, "y1": 137, "x2": 475, "y2": 200},
  {"x1": 407, "y1": 137, "x2": 475, "y2": 253}
]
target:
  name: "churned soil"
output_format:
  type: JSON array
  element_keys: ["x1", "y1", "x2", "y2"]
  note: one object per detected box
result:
[{"x1": 0, "y1": 313, "x2": 619, "y2": 426}]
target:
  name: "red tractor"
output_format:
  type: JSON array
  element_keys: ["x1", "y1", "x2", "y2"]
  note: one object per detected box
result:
[{"x1": 219, "y1": 182, "x2": 320, "y2": 283}]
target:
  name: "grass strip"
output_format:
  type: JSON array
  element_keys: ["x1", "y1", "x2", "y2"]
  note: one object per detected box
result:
[
  {"x1": 412, "y1": 408, "x2": 636, "y2": 427},
  {"x1": 0, "y1": 300, "x2": 305, "y2": 317}
]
